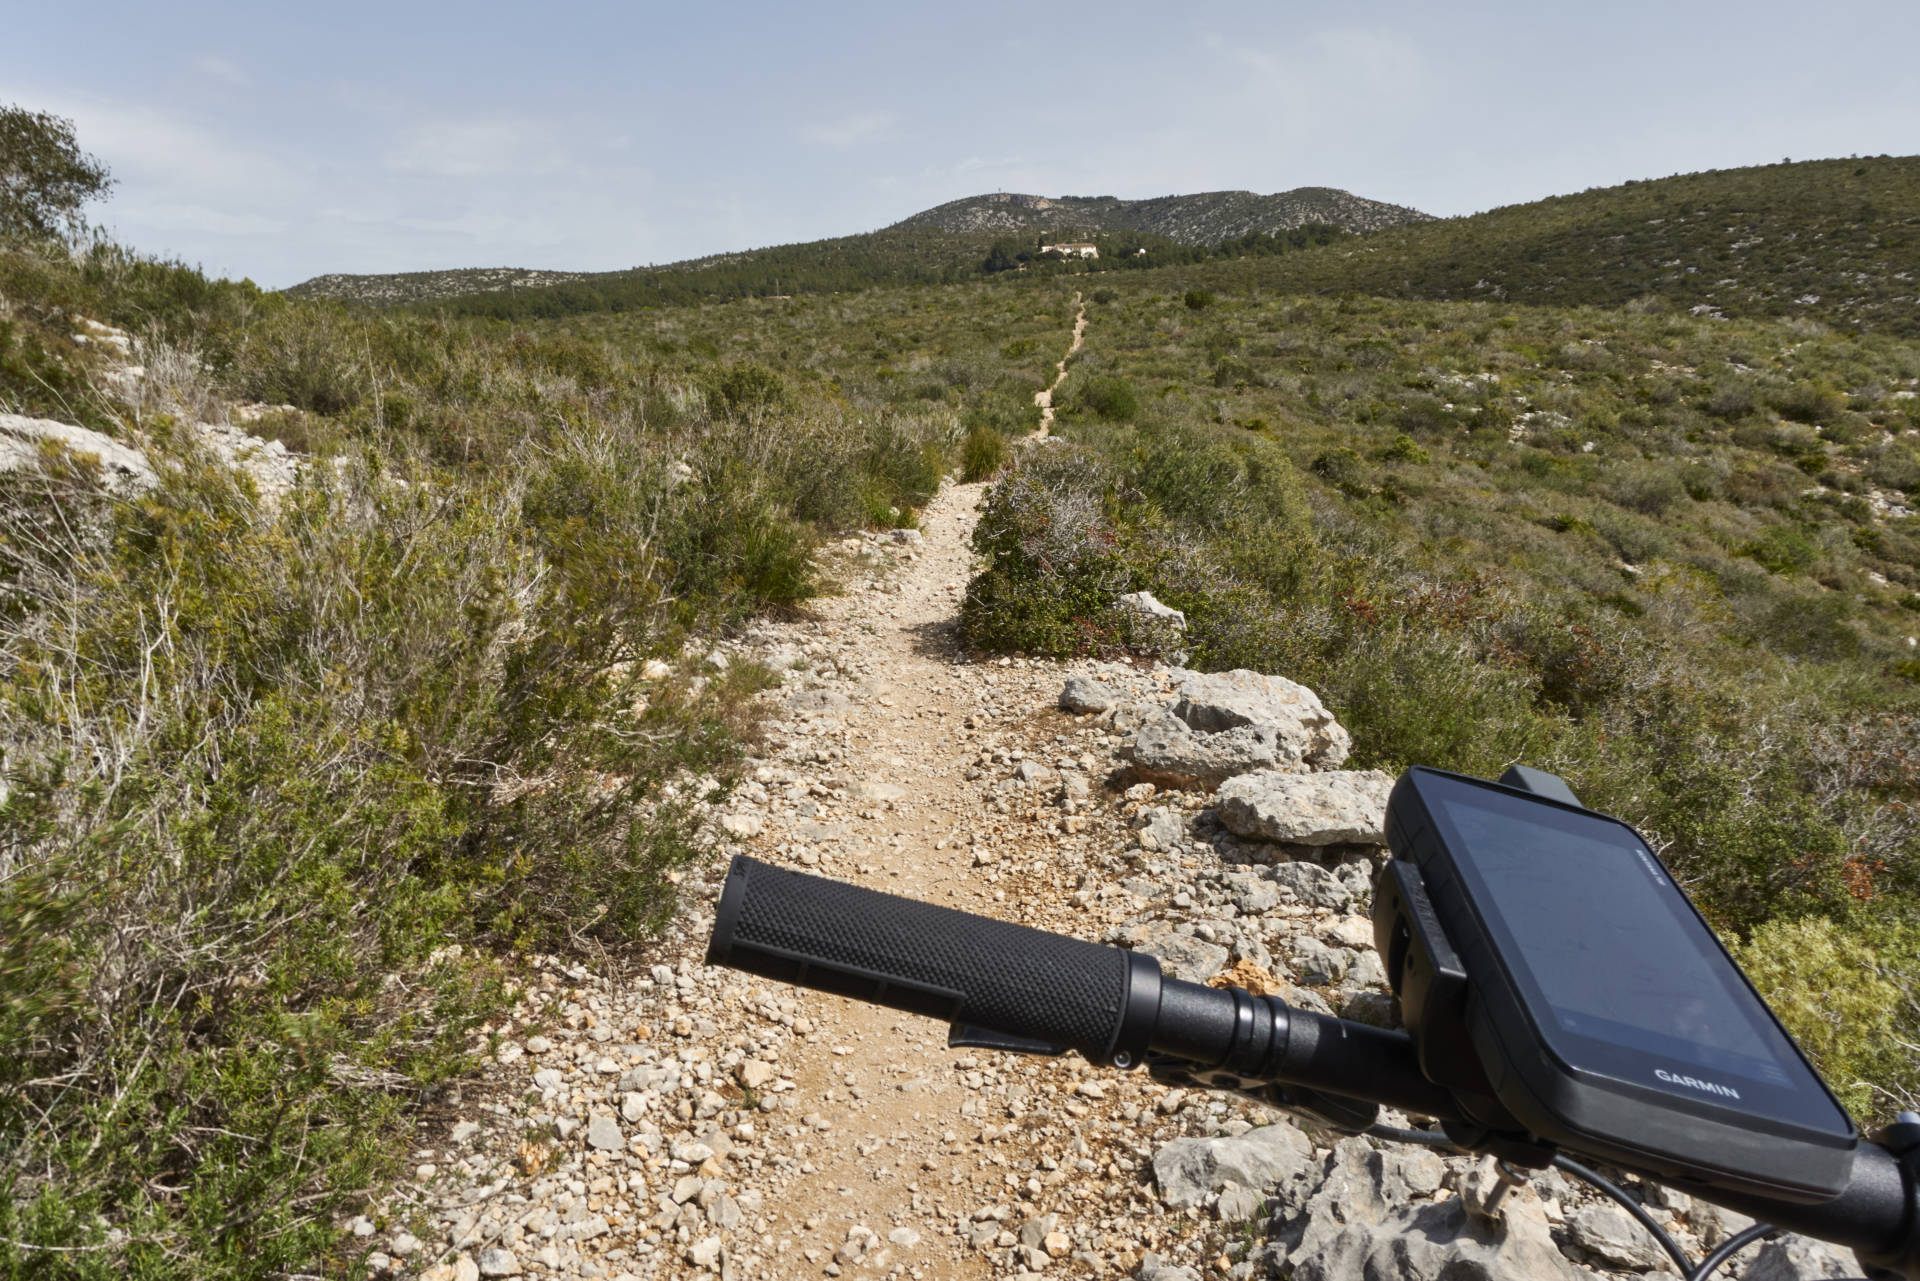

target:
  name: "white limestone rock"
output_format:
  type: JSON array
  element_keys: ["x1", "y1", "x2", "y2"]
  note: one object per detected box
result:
[{"x1": 1216, "y1": 769, "x2": 1395, "y2": 845}]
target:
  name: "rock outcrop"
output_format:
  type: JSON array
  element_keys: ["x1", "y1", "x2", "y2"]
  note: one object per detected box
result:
[{"x1": 0, "y1": 413, "x2": 155, "y2": 490}]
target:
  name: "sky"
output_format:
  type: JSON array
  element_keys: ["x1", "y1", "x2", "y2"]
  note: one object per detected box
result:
[{"x1": 7, "y1": 0, "x2": 1918, "y2": 289}]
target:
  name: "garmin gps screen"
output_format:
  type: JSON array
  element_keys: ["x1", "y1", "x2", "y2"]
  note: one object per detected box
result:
[{"x1": 1427, "y1": 778, "x2": 1841, "y2": 1126}]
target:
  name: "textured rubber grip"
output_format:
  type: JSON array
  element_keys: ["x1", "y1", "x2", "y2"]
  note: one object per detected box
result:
[{"x1": 707, "y1": 856, "x2": 1130, "y2": 1059}]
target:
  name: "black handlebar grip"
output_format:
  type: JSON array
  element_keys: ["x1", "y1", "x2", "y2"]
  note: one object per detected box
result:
[{"x1": 707, "y1": 855, "x2": 1138, "y2": 1060}]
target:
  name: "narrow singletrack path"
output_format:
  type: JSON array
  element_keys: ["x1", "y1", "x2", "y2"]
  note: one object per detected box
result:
[
  {"x1": 1028, "y1": 295, "x2": 1087, "y2": 439},
  {"x1": 406, "y1": 297, "x2": 1205, "y2": 1281}
]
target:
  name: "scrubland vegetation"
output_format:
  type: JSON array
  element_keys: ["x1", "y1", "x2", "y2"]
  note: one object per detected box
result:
[
  {"x1": 0, "y1": 226, "x2": 972, "y2": 1273},
  {"x1": 984, "y1": 284, "x2": 1920, "y2": 1118},
  {"x1": 5, "y1": 101, "x2": 1919, "y2": 1270},
  {"x1": 607, "y1": 268, "x2": 1920, "y2": 1120},
  {"x1": 1158, "y1": 155, "x2": 1920, "y2": 338}
]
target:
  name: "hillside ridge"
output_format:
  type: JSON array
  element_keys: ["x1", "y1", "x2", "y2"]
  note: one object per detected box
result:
[
  {"x1": 282, "y1": 184, "x2": 1425, "y2": 307},
  {"x1": 888, "y1": 186, "x2": 1432, "y2": 241},
  {"x1": 1233, "y1": 154, "x2": 1920, "y2": 335}
]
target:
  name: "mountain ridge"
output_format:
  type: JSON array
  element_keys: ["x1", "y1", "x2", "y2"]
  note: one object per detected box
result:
[
  {"x1": 282, "y1": 185, "x2": 1427, "y2": 306},
  {"x1": 888, "y1": 186, "x2": 1432, "y2": 241}
]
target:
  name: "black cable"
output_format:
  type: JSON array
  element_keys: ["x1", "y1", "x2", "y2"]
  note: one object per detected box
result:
[
  {"x1": 1552, "y1": 1154, "x2": 1694, "y2": 1277},
  {"x1": 1688, "y1": 1221, "x2": 1777, "y2": 1281},
  {"x1": 1365, "y1": 1123, "x2": 1460, "y2": 1148}
]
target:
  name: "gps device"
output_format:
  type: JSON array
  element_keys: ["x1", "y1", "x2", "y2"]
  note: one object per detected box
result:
[{"x1": 1373, "y1": 766, "x2": 1857, "y2": 1202}]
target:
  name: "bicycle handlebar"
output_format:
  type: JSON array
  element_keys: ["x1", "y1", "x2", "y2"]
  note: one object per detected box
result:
[
  {"x1": 705, "y1": 856, "x2": 1920, "y2": 1279},
  {"x1": 707, "y1": 854, "x2": 1144, "y2": 1060}
]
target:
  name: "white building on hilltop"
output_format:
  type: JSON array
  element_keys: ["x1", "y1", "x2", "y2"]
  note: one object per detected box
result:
[{"x1": 1040, "y1": 242, "x2": 1099, "y2": 259}]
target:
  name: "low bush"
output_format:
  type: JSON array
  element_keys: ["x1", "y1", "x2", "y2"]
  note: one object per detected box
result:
[
  {"x1": 961, "y1": 451, "x2": 1128, "y2": 655},
  {"x1": 705, "y1": 361, "x2": 789, "y2": 418},
  {"x1": 1071, "y1": 374, "x2": 1140, "y2": 423},
  {"x1": 960, "y1": 423, "x2": 1008, "y2": 481}
]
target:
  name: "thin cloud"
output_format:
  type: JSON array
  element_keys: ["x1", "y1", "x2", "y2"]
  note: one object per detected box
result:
[
  {"x1": 801, "y1": 111, "x2": 897, "y2": 149},
  {"x1": 381, "y1": 117, "x2": 576, "y2": 179},
  {"x1": 190, "y1": 54, "x2": 252, "y2": 89}
]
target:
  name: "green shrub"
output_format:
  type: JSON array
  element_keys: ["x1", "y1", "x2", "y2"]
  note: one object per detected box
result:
[
  {"x1": 1733, "y1": 915, "x2": 1920, "y2": 1118},
  {"x1": 1381, "y1": 433, "x2": 1430, "y2": 463},
  {"x1": 1745, "y1": 523, "x2": 1822, "y2": 574},
  {"x1": 1183, "y1": 289, "x2": 1214, "y2": 310},
  {"x1": 1605, "y1": 462, "x2": 1689, "y2": 515},
  {"x1": 1771, "y1": 379, "x2": 1847, "y2": 425},
  {"x1": 858, "y1": 414, "x2": 946, "y2": 515},
  {"x1": 1704, "y1": 379, "x2": 1761, "y2": 421},
  {"x1": 1310, "y1": 446, "x2": 1369, "y2": 495},
  {"x1": 229, "y1": 302, "x2": 373, "y2": 415},
  {"x1": 706, "y1": 362, "x2": 789, "y2": 417},
  {"x1": 1073, "y1": 375, "x2": 1140, "y2": 422},
  {"x1": 960, "y1": 424, "x2": 1008, "y2": 481}
]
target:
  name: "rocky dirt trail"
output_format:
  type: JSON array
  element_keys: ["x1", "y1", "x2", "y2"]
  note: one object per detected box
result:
[
  {"x1": 375, "y1": 310, "x2": 1857, "y2": 1281},
  {"x1": 1028, "y1": 296, "x2": 1086, "y2": 439}
]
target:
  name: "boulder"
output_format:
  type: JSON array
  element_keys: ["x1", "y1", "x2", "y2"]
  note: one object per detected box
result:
[
  {"x1": 1117, "y1": 591, "x2": 1186, "y2": 627},
  {"x1": 788, "y1": 689, "x2": 850, "y2": 713},
  {"x1": 1131, "y1": 806, "x2": 1188, "y2": 851},
  {"x1": 1134, "y1": 1256, "x2": 1200, "y2": 1281},
  {"x1": 1216, "y1": 770, "x2": 1394, "y2": 845},
  {"x1": 1228, "y1": 875, "x2": 1282, "y2": 915},
  {"x1": 477, "y1": 1250, "x2": 521, "y2": 1278},
  {"x1": 585, "y1": 1114, "x2": 624, "y2": 1150},
  {"x1": 1151, "y1": 1122, "x2": 1314, "y2": 1208},
  {"x1": 1289, "y1": 938, "x2": 1351, "y2": 986},
  {"x1": 1172, "y1": 669, "x2": 1351, "y2": 767},
  {"x1": 718, "y1": 813, "x2": 763, "y2": 839},
  {"x1": 1013, "y1": 760, "x2": 1056, "y2": 785},
  {"x1": 1059, "y1": 676, "x2": 1118, "y2": 713}
]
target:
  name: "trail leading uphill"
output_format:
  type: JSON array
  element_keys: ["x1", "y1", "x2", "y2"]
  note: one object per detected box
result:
[
  {"x1": 1029, "y1": 295, "x2": 1086, "y2": 439},
  {"x1": 378, "y1": 304, "x2": 1856, "y2": 1281}
]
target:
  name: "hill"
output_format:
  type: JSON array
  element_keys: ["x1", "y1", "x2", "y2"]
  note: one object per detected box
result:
[
  {"x1": 282, "y1": 184, "x2": 1425, "y2": 311},
  {"x1": 287, "y1": 265, "x2": 586, "y2": 305},
  {"x1": 288, "y1": 158, "x2": 1919, "y2": 333},
  {"x1": 888, "y1": 186, "x2": 1431, "y2": 241},
  {"x1": 1228, "y1": 155, "x2": 1920, "y2": 335}
]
